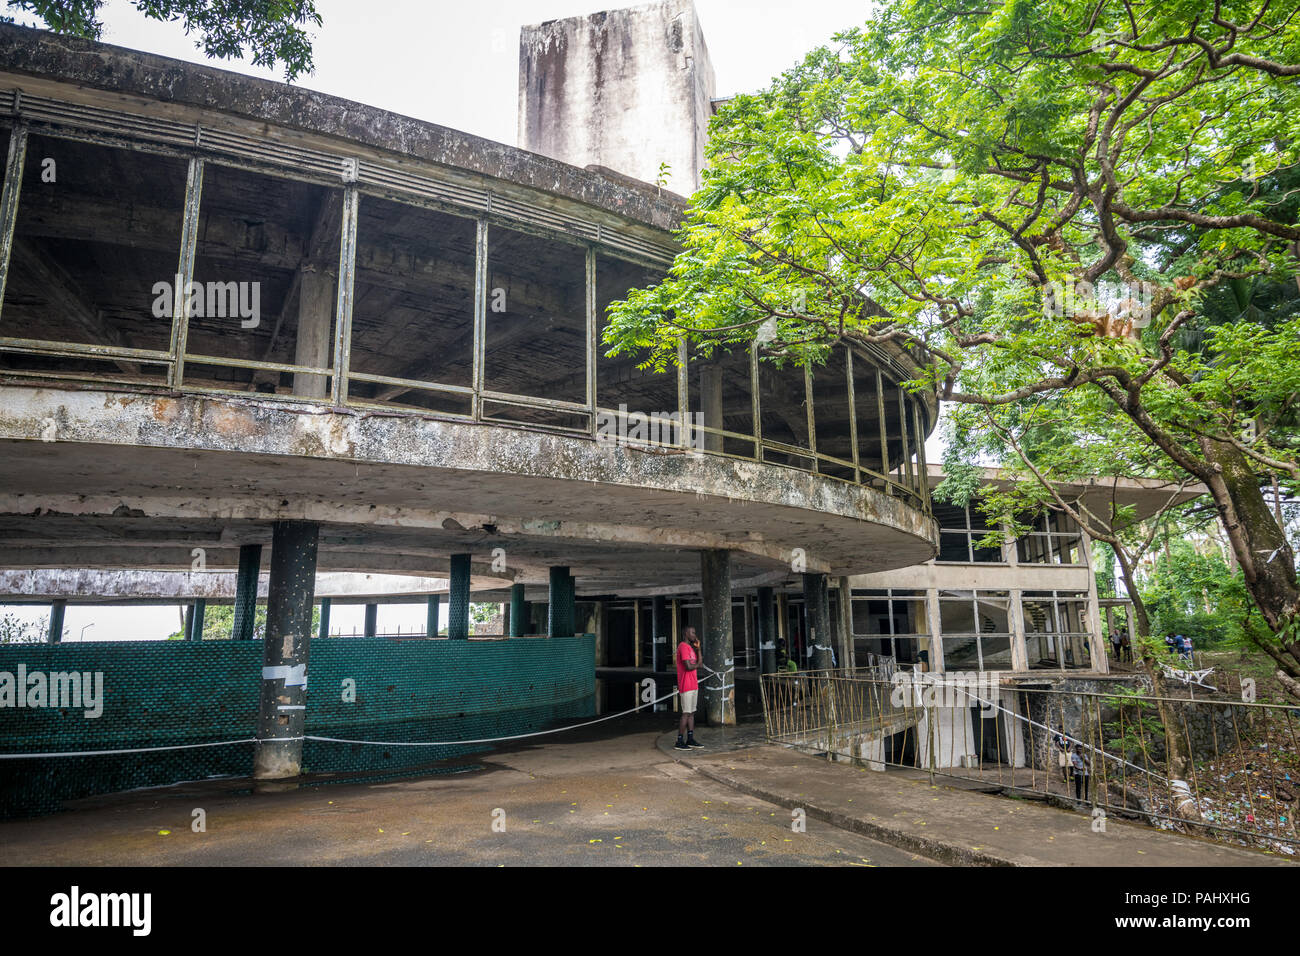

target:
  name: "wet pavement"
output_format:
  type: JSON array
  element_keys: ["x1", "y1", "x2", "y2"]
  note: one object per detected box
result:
[
  {"x1": 673, "y1": 743, "x2": 1297, "y2": 866},
  {"x1": 0, "y1": 715, "x2": 938, "y2": 867}
]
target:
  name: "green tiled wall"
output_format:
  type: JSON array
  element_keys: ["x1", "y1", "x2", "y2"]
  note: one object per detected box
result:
[{"x1": 0, "y1": 635, "x2": 595, "y2": 817}]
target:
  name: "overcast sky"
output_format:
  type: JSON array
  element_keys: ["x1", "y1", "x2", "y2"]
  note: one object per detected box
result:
[{"x1": 13, "y1": 0, "x2": 876, "y2": 146}]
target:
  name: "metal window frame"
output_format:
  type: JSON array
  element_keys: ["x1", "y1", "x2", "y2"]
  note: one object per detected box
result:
[{"x1": 0, "y1": 91, "x2": 938, "y2": 512}]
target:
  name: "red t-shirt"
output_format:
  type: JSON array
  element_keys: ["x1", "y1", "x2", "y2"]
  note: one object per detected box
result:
[{"x1": 677, "y1": 641, "x2": 698, "y2": 693}]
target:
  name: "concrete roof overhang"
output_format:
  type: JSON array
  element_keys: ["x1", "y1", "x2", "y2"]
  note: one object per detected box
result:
[
  {"x1": 926, "y1": 464, "x2": 1207, "y2": 523},
  {"x1": 0, "y1": 385, "x2": 938, "y2": 595},
  {"x1": 0, "y1": 23, "x2": 686, "y2": 234},
  {"x1": 0, "y1": 26, "x2": 942, "y2": 599}
]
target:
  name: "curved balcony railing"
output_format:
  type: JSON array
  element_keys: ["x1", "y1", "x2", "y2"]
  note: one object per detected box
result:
[{"x1": 0, "y1": 89, "x2": 932, "y2": 514}]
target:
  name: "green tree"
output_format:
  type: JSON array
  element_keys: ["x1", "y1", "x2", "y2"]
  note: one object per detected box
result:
[
  {"x1": 0, "y1": 610, "x2": 46, "y2": 643},
  {"x1": 7, "y1": 0, "x2": 321, "y2": 80},
  {"x1": 605, "y1": 0, "x2": 1300, "y2": 699},
  {"x1": 167, "y1": 603, "x2": 316, "y2": 640},
  {"x1": 1140, "y1": 536, "x2": 1272, "y2": 651}
]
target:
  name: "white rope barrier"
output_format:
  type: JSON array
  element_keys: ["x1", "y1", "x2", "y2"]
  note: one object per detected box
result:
[{"x1": 0, "y1": 691, "x2": 680, "y2": 758}]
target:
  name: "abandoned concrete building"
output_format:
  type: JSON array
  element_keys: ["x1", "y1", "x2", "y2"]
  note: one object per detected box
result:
[{"x1": 0, "y1": 3, "x2": 1190, "y2": 813}]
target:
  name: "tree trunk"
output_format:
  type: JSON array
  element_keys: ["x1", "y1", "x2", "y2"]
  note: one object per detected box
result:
[
  {"x1": 1114, "y1": 549, "x2": 1201, "y2": 822},
  {"x1": 1198, "y1": 436, "x2": 1300, "y2": 696}
]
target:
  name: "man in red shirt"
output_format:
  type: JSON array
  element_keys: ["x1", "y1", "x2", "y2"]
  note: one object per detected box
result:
[{"x1": 675, "y1": 626, "x2": 704, "y2": 750}]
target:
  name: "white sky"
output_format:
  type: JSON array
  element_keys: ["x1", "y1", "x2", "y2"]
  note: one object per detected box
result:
[
  {"x1": 13, "y1": 0, "x2": 877, "y2": 147},
  {"x1": 3, "y1": 601, "x2": 462, "y2": 642},
  {"x1": 4, "y1": 1, "x2": 944, "y2": 641}
]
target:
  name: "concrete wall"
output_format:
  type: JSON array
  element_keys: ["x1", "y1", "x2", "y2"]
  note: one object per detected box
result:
[
  {"x1": 519, "y1": 1, "x2": 716, "y2": 194},
  {"x1": 856, "y1": 561, "x2": 1094, "y2": 592},
  {"x1": 0, "y1": 636, "x2": 595, "y2": 817},
  {"x1": 1023, "y1": 677, "x2": 1242, "y2": 770},
  {"x1": 909, "y1": 691, "x2": 1028, "y2": 770},
  {"x1": 849, "y1": 542, "x2": 1106, "y2": 675}
]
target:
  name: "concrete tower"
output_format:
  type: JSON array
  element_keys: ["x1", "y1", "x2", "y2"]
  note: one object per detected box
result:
[{"x1": 518, "y1": 1, "x2": 716, "y2": 195}]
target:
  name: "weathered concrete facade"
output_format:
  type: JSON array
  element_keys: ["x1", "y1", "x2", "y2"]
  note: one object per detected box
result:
[
  {"x1": 519, "y1": 1, "x2": 716, "y2": 195},
  {"x1": 849, "y1": 465, "x2": 1201, "y2": 679},
  {"x1": 0, "y1": 8, "x2": 937, "y2": 765},
  {"x1": 0, "y1": 19, "x2": 936, "y2": 592}
]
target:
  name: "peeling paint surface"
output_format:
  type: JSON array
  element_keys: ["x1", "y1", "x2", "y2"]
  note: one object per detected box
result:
[{"x1": 0, "y1": 385, "x2": 937, "y2": 592}]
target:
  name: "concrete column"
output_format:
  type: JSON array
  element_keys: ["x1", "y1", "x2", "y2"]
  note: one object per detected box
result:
[
  {"x1": 293, "y1": 266, "x2": 333, "y2": 399},
  {"x1": 187, "y1": 599, "x2": 206, "y2": 641},
  {"x1": 548, "y1": 566, "x2": 574, "y2": 637},
  {"x1": 836, "y1": 577, "x2": 855, "y2": 670},
  {"x1": 633, "y1": 599, "x2": 643, "y2": 667},
  {"x1": 756, "y1": 586, "x2": 777, "y2": 675},
  {"x1": 803, "y1": 572, "x2": 833, "y2": 670},
  {"x1": 1081, "y1": 527, "x2": 1108, "y2": 673},
  {"x1": 700, "y1": 549, "x2": 735, "y2": 726},
  {"x1": 431, "y1": 595, "x2": 447, "y2": 639},
  {"x1": 253, "y1": 520, "x2": 319, "y2": 781},
  {"x1": 742, "y1": 594, "x2": 752, "y2": 668},
  {"x1": 318, "y1": 597, "x2": 331, "y2": 639},
  {"x1": 509, "y1": 584, "x2": 526, "y2": 637},
  {"x1": 182, "y1": 604, "x2": 194, "y2": 642},
  {"x1": 699, "y1": 363, "x2": 723, "y2": 453},
  {"x1": 448, "y1": 554, "x2": 471, "y2": 640},
  {"x1": 363, "y1": 603, "x2": 378, "y2": 638},
  {"x1": 651, "y1": 595, "x2": 668, "y2": 671},
  {"x1": 594, "y1": 599, "x2": 608, "y2": 714},
  {"x1": 1010, "y1": 587, "x2": 1028, "y2": 671},
  {"x1": 566, "y1": 572, "x2": 578, "y2": 634},
  {"x1": 47, "y1": 599, "x2": 65, "y2": 644},
  {"x1": 232, "y1": 543, "x2": 262, "y2": 641},
  {"x1": 651, "y1": 595, "x2": 669, "y2": 711},
  {"x1": 926, "y1": 587, "x2": 945, "y2": 673}
]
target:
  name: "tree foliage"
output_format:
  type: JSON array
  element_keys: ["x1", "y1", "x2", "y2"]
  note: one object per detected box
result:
[
  {"x1": 1141, "y1": 538, "x2": 1268, "y2": 649},
  {"x1": 604, "y1": 0, "x2": 1300, "y2": 697},
  {"x1": 8, "y1": 0, "x2": 321, "y2": 80},
  {"x1": 165, "y1": 603, "x2": 319, "y2": 640},
  {"x1": 0, "y1": 610, "x2": 46, "y2": 643}
]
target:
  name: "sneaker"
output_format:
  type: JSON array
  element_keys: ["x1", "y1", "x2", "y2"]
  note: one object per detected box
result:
[
  {"x1": 687, "y1": 738, "x2": 705, "y2": 749},
  {"x1": 674, "y1": 738, "x2": 690, "y2": 751}
]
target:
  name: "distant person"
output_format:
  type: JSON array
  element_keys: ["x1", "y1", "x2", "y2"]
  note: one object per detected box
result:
[
  {"x1": 1179, "y1": 634, "x2": 1193, "y2": 663},
  {"x1": 1164, "y1": 633, "x2": 1178, "y2": 657},
  {"x1": 674, "y1": 626, "x2": 703, "y2": 751},
  {"x1": 1110, "y1": 630, "x2": 1123, "y2": 661},
  {"x1": 1054, "y1": 732, "x2": 1070, "y2": 785},
  {"x1": 1120, "y1": 630, "x2": 1132, "y2": 663},
  {"x1": 1069, "y1": 744, "x2": 1090, "y2": 801}
]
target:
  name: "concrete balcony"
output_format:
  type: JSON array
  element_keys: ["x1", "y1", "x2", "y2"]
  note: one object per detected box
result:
[{"x1": 0, "y1": 23, "x2": 938, "y2": 594}]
